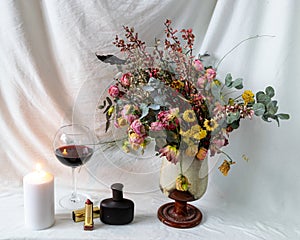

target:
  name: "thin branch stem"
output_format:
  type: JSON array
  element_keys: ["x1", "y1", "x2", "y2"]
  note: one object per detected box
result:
[{"x1": 216, "y1": 34, "x2": 276, "y2": 70}]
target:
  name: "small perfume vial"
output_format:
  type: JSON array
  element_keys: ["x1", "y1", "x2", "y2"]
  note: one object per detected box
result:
[
  {"x1": 84, "y1": 199, "x2": 94, "y2": 230},
  {"x1": 100, "y1": 183, "x2": 134, "y2": 225}
]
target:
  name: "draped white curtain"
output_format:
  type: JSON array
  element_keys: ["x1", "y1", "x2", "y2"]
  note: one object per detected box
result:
[{"x1": 0, "y1": 0, "x2": 299, "y2": 238}]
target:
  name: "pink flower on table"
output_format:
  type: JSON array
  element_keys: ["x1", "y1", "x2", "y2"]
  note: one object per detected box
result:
[
  {"x1": 205, "y1": 68, "x2": 216, "y2": 82},
  {"x1": 150, "y1": 121, "x2": 164, "y2": 131},
  {"x1": 120, "y1": 73, "x2": 132, "y2": 87},
  {"x1": 108, "y1": 85, "x2": 120, "y2": 98},
  {"x1": 159, "y1": 145, "x2": 179, "y2": 164},
  {"x1": 192, "y1": 59, "x2": 204, "y2": 72}
]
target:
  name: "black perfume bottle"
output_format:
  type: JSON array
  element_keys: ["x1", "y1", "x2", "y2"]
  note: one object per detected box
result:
[{"x1": 100, "y1": 183, "x2": 134, "y2": 225}]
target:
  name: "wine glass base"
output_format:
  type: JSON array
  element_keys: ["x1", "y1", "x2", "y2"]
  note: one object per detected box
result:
[{"x1": 59, "y1": 193, "x2": 88, "y2": 210}]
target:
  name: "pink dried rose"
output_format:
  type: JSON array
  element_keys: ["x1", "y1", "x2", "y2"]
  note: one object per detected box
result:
[
  {"x1": 205, "y1": 68, "x2": 216, "y2": 82},
  {"x1": 130, "y1": 119, "x2": 146, "y2": 136},
  {"x1": 129, "y1": 132, "x2": 145, "y2": 145},
  {"x1": 120, "y1": 73, "x2": 132, "y2": 87},
  {"x1": 121, "y1": 105, "x2": 140, "y2": 125},
  {"x1": 197, "y1": 76, "x2": 206, "y2": 88},
  {"x1": 157, "y1": 108, "x2": 179, "y2": 130},
  {"x1": 108, "y1": 85, "x2": 120, "y2": 98},
  {"x1": 192, "y1": 59, "x2": 204, "y2": 72},
  {"x1": 150, "y1": 121, "x2": 164, "y2": 131},
  {"x1": 159, "y1": 145, "x2": 179, "y2": 164}
]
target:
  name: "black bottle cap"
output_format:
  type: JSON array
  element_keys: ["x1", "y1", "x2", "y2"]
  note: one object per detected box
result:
[{"x1": 111, "y1": 183, "x2": 123, "y2": 201}]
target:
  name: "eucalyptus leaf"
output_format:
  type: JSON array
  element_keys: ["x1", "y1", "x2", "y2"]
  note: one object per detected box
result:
[
  {"x1": 140, "y1": 103, "x2": 150, "y2": 119},
  {"x1": 230, "y1": 120, "x2": 240, "y2": 129},
  {"x1": 277, "y1": 113, "x2": 290, "y2": 120},
  {"x1": 257, "y1": 93, "x2": 271, "y2": 105},
  {"x1": 266, "y1": 101, "x2": 278, "y2": 115},
  {"x1": 225, "y1": 73, "x2": 233, "y2": 87},
  {"x1": 272, "y1": 100, "x2": 278, "y2": 107},
  {"x1": 142, "y1": 85, "x2": 155, "y2": 91},
  {"x1": 154, "y1": 95, "x2": 166, "y2": 105},
  {"x1": 226, "y1": 112, "x2": 240, "y2": 124},
  {"x1": 253, "y1": 103, "x2": 265, "y2": 116},
  {"x1": 232, "y1": 78, "x2": 243, "y2": 89},
  {"x1": 149, "y1": 77, "x2": 161, "y2": 88},
  {"x1": 265, "y1": 86, "x2": 275, "y2": 98},
  {"x1": 149, "y1": 104, "x2": 161, "y2": 110},
  {"x1": 256, "y1": 91, "x2": 265, "y2": 100}
]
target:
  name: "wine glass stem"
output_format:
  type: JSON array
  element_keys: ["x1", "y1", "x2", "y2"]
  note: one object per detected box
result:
[{"x1": 70, "y1": 167, "x2": 79, "y2": 202}]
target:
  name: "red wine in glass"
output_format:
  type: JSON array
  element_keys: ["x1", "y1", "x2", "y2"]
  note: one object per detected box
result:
[
  {"x1": 53, "y1": 123, "x2": 95, "y2": 209},
  {"x1": 55, "y1": 145, "x2": 93, "y2": 167}
]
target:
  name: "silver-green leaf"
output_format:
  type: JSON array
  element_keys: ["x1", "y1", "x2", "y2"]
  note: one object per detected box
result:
[{"x1": 253, "y1": 103, "x2": 265, "y2": 116}]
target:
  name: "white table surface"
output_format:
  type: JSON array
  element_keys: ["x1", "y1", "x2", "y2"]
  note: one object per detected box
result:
[{"x1": 1, "y1": 182, "x2": 298, "y2": 240}]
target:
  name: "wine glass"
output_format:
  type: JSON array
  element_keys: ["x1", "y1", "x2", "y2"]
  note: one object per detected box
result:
[{"x1": 53, "y1": 123, "x2": 94, "y2": 209}]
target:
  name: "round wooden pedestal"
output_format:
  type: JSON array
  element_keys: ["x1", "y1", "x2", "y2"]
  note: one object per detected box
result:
[{"x1": 157, "y1": 200, "x2": 202, "y2": 228}]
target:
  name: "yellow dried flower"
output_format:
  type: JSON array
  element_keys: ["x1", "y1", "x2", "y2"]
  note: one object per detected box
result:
[
  {"x1": 175, "y1": 174, "x2": 190, "y2": 191},
  {"x1": 107, "y1": 106, "x2": 115, "y2": 116},
  {"x1": 213, "y1": 79, "x2": 221, "y2": 86},
  {"x1": 193, "y1": 129, "x2": 207, "y2": 140},
  {"x1": 183, "y1": 110, "x2": 196, "y2": 123},
  {"x1": 196, "y1": 147, "x2": 208, "y2": 160},
  {"x1": 228, "y1": 98, "x2": 235, "y2": 106},
  {"x1": 179, "y1": 129, "x2": 191, "y2": 137},
  {"x1": 122, "y1": 141, "x2": 130, "y2": 153},
  {"x1": 185, "y1": 144, "x2": 198, "y2": 157},
  {"x1": 117, "y1": 117, "x2": 127, "y2": 127},
  {"x1": 218, "y1": 160, "x2": 236, "y2": 176},
  {"x1": 242, "y1": 90, "x2": 255, "y2": 105},
  {"x1": 170, "y1": 79, "x2": 184, "y2": 90},
  {"x1": 204, "y1": 119, "x2": 218, "y2": 131},
  {"x1": 191, "y1": 124, "x2": 201, "y2": 133}
]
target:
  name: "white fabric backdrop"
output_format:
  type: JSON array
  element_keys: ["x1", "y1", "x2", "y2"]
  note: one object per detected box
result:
[{"x1": 0, "y1": 0, "x2": 299, "y2": 239}]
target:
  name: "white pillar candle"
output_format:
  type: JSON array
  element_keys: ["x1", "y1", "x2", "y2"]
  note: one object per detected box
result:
[{"x1": 23, "y1": 163, "x2": 55, "y2": 230}]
